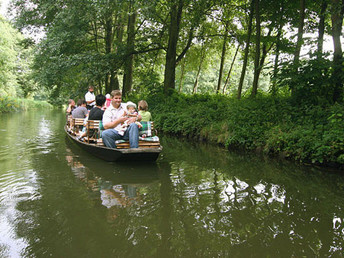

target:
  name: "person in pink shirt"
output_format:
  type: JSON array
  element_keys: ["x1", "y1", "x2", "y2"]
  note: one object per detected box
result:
[{"x1": 105, "y1": 93, "x2": 112, "y2": 108}]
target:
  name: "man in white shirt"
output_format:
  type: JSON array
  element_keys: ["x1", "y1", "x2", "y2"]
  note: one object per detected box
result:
[
  {"x1": 102, "y1": 90, "x2": 141, "y2": 148},
  {"x1": 85, "y1": 86, "x2": 95, "y2": 110}
]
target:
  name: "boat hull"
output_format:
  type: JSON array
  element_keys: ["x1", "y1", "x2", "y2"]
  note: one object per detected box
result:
[{"x1": 65, "y1": 126, "x2": 162, "y2": 162}]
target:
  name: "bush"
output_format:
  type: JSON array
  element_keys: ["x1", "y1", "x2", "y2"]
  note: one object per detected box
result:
[
  {"x1": 136, "y1": 91, "x2": 344, "y2": 166},
  {"x1": 0, "y1": 96, "x2": 53, "y2": 113}
]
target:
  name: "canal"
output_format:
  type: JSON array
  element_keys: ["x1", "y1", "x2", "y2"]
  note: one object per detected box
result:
[{"x1": 0, "y1": 109, "x2": 343, "y2": 257}]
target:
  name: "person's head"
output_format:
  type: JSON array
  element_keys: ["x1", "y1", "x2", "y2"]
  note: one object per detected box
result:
[
  {"x1": 77, "y1": 99, "x2": 87, "y2": 107},
  {"x1": 126, "y1": 101, "x2": 137, "y2": 114},
  {"x1": 88, "y1": 86, "x2": 94, "y2": 92},
  {"x1": 105, "y1": 93, "x2": 111, "y2": 99},
  {"x1": 138, "y1": 100, "x2": 148, "y2": 111},
  {"x1": 95, "y1": 94, "x2": 106, "y2": 107},
  {"x1": 110, "y1": 90, "x2": 122, "y2": 108},
  {"x1": 68, "y1": 99, "x2": 75, "y2": 106}
]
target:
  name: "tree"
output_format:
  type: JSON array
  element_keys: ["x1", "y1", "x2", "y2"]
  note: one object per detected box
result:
[
  {"x1": 317, "y1": 0, "x2": 329, "y2": 57},
  {"x1": 237, "y1": 0, "x2": 254, "y2": 99},
  {"x1": 216, "y1": 20, "x2": 230, "y2": 94},
  {"x1": 123, "y1": 0, "x2": 137, "y2": 97},
  {"x1": 163, "y1": 0, "x2": 184, "y2": 94},
  {"x1": 251, "y1": 0, "x2": 261, "y2": 97},
  {"x1": 0, "y1": 16, "x2": 33, "y2": 97},
  {"x1": 293, "y1": 0, "x2": 306, "y2": 66},
  {"x1": 331, "y1": 0, "x2": 344, "y2": 102},
  {"x1": 223, "y1": 44, "x2": 240, "y2": 94}
]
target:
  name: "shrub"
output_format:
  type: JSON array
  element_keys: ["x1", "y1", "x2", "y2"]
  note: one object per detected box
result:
[
  {"x1": 132, "y1": 90, "x2": 344, "y2": 166},
  {"x1": 0, "y1": 96, "x2": 52, "y2": 113}
]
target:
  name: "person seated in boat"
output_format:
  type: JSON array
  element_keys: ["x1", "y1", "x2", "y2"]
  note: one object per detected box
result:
[
  {"x1": 101, "y1": 90, "x2": 142, "y2": 149},
  {"x1": 117, "y1": 101, "x2": 142, "y2": 136},
  {"x1": 72, "y1": 99, "x2": 88, "y2": 118},
  {"x1": 89, "y1": 94, "x2": 106, "y2": 120},
  {"x1": 138, "y1": 100, "x2": 152, "y2": 122},
  {"x1": 77, "y1": 94, "x2": 106, "y2": 140},
  {"x1": 66, "y1": 99, "x2": 76, "y2": 115},
  {"x1": 105, "y1": 93, "x2": 112, "y2": 109}
]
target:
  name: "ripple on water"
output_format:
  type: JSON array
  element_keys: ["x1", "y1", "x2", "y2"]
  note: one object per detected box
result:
[
  {"x1": 0, "y1": 170, "x2": 42, "y2": 204},
  {"x1": 0, "y1": 168, "x2": 41, "y2": 257}
]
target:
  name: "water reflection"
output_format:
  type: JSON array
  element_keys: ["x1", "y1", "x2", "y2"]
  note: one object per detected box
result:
[
  {"x1": 65, "y1": 140, "x2": 159, "y2": 223},
  {"x1": 65, "y1": 135, "x2": 344, "y2": 256},
  {"x1": 159, "y1": 137, "x2": 344, "y2": 257},
  {"x1": 1, "y1": 111, "x2": 344, "y2": 257}
]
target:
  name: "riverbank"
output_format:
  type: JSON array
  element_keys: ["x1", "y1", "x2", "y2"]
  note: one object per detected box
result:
[
  {"x1": 139, "y1": 92, "x2": 344, "y2": 168},
  {"x1": 0, "y1": 96, "x2": 52, "y2": 113}
]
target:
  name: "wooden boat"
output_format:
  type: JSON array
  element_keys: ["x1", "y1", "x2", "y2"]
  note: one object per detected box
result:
[{"x1": 65, "y1": 117, "x2": 162, "y2": 162}]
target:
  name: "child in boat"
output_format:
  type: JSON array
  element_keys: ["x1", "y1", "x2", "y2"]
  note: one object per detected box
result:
[
  {"x1": 138, "y1": 100, "x2": 152, "y2": 122},
  {"x1": 117, "y1": 101, "x2": 142, "y2": 136},
  {"x1": 105, "y1": 93, "x2": 112, "y2": 109}
]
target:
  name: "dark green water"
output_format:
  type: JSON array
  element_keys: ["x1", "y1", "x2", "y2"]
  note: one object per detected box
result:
[{"x1": 0, "y1": 109, "x2": 344, "y2": 257}]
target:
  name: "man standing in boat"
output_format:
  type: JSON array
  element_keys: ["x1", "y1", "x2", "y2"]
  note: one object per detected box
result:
[
  {"x1": 102, "y1": 90, "x2": 141, "y2": 148},
  {"x1": 85, "y1": 85, "x2": 96, "y2": 110}
]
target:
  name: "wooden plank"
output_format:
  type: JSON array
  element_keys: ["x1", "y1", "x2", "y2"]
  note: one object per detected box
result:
[
  {"x1": 116, "y1": 142, "x2": 160, "y2": 146},
  {"x1": 117, "y1": 145, "x2": 159, "y2": 149}
]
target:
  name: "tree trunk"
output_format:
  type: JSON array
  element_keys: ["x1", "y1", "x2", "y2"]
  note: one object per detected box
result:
[
  {"x1": 110, "y1": 13, "x2": 125, "y2": 92},
  {"x1": 163, "y1": 0, "x2": 184, "y2": 94},
  {"x1": 271, "y1": 3, "x2": 284, "y2": 94},
  {"x1": 237, "y1": 0, "x2": 254, "y2": 99},
  {"x1": 251, "y1": 0, "x2": 261, "y2": 97},
  {"x1": 272, "y1": 26, "x2": 282, "y2": 93},
  {"x1": 123, "y1": 2, "x2": 136, "y2": 97},
  {"x1": 331, "y1": 0, "x2": 344, "y2": 102},
  {"x1": 110, "y1": 70, "x2": 119, "y2": 91},
  {"x1": 317, "y1": 0, "x2": 328, "y2": 57},
  {"x1": 193, "y1": 43, "x2": 206, "y2": 94},
  {"x1": 216, "y1": 21, "x2": 230, "y2": 94},
  {"x1": 105, "y1": 17, "x2": 114, "y2": 94},
  {"x1": 178, "y1": 58, "x2": 186, "y2": 93},
  {"x1": 293, "y1": 0, "x2": 306, "y2": 65},
  {"x1": 223, "y1": 44, "x2": 240, "y2": 94}
]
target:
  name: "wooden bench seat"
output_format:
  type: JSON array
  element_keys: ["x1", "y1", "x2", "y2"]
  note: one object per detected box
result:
[
  {"x1": 68, "y1": 118, "x2": 85, "y2": 135},
  {"x1": 86, "y1": 120, "x2": 101, "y2": 143},
  {"x1": 116, "y1": 140, "x2": 160, "y2": 149}
]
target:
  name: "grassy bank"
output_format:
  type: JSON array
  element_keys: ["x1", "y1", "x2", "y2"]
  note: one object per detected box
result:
[
  {"x1": 0, "y1": 96, "x2": 53, "y2": 113},
  {"x1": 137, "y1": 92, "x2": 344, "y2": 168}
]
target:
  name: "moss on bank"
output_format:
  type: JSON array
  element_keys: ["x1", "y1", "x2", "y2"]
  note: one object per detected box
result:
[
  {"x1": 0, "y1": 96, "x2": 52, "y2": 113},
  {"x1": 138, "y1": 92, "x2": 344, "y2": 167}
]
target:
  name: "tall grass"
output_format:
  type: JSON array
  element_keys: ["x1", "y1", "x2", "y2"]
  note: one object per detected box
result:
[{"x1": 0, "y1": 96, "x2": 53, "y2": 113}]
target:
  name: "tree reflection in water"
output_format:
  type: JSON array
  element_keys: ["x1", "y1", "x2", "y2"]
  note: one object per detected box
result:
[
  {"x1": 55, "y1": 135, "x2": 344, "y2": 256},
  {"x1": 3, "y1": 112, "x2": 342, "y2": 257}
]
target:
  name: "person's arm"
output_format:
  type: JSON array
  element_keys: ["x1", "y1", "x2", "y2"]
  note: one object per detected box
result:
[
  {"x1": 66, "y1": 105, "x2": 72, "y2": 114},
  {"x1": 127, "y1": 114, "x2": 142, "y2": 124},
  {"x1": 103, "y1": 110, "x2": 128, "y2": 129}
]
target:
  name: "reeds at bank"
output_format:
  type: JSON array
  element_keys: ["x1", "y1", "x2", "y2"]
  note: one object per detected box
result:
[{"x1": 0, "y1": 96, "x2": 52, "y2": 113}]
